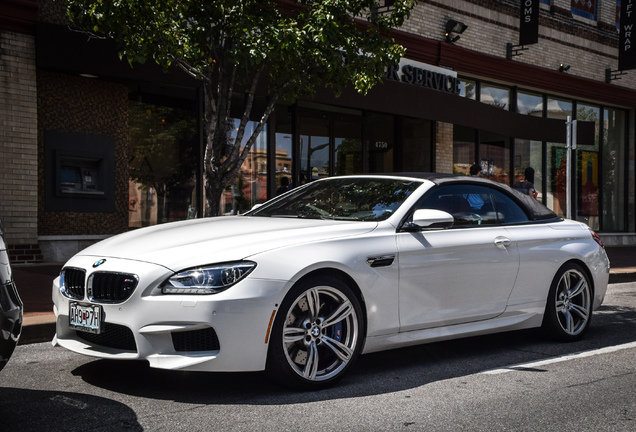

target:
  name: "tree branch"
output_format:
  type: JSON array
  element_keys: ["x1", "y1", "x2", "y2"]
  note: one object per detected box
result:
[
  {"x1": 219, "y1": 64, "x2": 263, "y2": 176},
  {"x1": 174, "y1": 59, "x2": 211, "y2": 83}
]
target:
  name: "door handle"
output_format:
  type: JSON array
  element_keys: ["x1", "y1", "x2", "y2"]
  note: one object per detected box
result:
[{"x1": 494, "y1": 236, "x2": 512, "y2": 249}]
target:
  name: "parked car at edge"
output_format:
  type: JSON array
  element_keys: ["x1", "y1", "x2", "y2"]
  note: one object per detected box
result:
[
  {"x1": 0, "y1": 218, "x2": 23, "y2": 372},
  {"x1": 51, "y1": 174, "x2": 610, "y2": 389}
]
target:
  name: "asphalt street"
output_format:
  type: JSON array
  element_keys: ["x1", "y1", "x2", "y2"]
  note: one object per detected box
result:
[{"x1": 1, "y1": 281, "x2": 636, "y2": 431}]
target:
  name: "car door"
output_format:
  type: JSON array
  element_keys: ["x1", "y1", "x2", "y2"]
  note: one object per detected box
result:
[{"x1": 396, "y1": 184, "x2": 522, "y2": 332}]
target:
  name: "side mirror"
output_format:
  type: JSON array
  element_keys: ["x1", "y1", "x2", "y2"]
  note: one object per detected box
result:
[{"x1": 411, "y1": 209, "x2": 454, "y2": 230}]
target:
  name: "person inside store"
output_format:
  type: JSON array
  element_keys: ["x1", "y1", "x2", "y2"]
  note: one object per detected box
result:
[
  {"x1": 514, "y1": 167, "x2": 538, "y2": 199},
  {"x1": 276, "y1": 176, "x2": 290, "y2": 195},
  {"x1": 465, "y1": 163, "x2": 484, "y2": 209}
]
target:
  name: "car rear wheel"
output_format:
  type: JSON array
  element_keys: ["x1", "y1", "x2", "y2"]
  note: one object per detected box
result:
[
  {"x1": 266, "y1": 275, "x2": 365, "y2": 390},
  {"x1": 542, "y1": 263, "x2": 592, "y2": 342}
]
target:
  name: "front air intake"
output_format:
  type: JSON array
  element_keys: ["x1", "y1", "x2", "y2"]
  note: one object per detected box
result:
[
  {"x1": 76, "y1": 322, "x2": 137, "y2": 352},
  {"x1": 172, "y1": 328, "x2": 220, "y2": 352}
]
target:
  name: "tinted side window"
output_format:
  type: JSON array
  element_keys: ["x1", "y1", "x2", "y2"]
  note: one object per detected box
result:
[
  {"x1": 417, "y1": 184, "x2": 497, "y2": 227},
  {"x1": 491, "y1": 189, "x2": 529, "y2": 224}
]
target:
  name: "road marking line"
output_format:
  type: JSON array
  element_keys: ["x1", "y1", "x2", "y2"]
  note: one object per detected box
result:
[{"x1": 481, "y1": 341, "x2": 636, "y2": 375}]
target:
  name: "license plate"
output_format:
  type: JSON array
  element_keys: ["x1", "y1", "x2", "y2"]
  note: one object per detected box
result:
[{"x1": 69, "y1": 302, "x2": 102, "y2": 334}]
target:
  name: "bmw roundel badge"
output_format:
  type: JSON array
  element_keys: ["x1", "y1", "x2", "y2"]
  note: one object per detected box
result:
[{"x1": 93, "y1": 259, "x2": 107, "y2": 268}]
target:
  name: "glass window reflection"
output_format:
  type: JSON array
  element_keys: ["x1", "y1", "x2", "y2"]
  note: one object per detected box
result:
[
  {"x1": 517, "y1": 91, "x2": 543, "y2": 116},
  {"x1": 480, "y1": 84, "x2": 510, "y2": 110}
]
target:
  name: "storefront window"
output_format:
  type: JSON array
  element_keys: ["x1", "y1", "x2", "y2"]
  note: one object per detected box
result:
[
  {"x1": 334, "y1": 114, "x2": 363, "y2": 176},
  {"x1": 545, "y1": 97, "x2": 573, "y2": 216},
  {"x1": 514, "y1": 139, "x2": 543, "y2": 201},
  {"x1": 367, "y1": 113, "x2": 394, "y2": 173},
  {"x1": 576, "y1": 103, "x2": 600, "y2": 230},
  {"x1": 453, "y1": 125, "x2": 476, "y2": 175},
  {"x1": 128, "y1": 100, "x2": 198, "y2": 227},
  {"x1": 402, "y1": 118, "x2": 432, "y2": 172},
  {"x1": 480, "y1": 84, "x2": 510, "y2": 110},
  {"x1": 275, "y1": 106, "x2": 293, "y2": 194},
  {"x1": 459, "y1": 79, "x2": 477, "y2": 100},
  {"x1": 299, "y1": 110, "x2": 330, "y2": 182},
  {"x1": 602, "y1": 108, "x2": 626, "y2": 231},
  {"x1": 517, "y1": 91, "x2": 543, "y2": 116},
  {"x1": 547, "y1": 142, "x2": 567, "y2": 217},
  {"x1": 479, "y1": 131, "x2": 510, "y2": 184},
  {"x1": 546, "y1": 97, "x2": 572, "y2": 120},
  {"x1": 224, "y1": 119, "x2": 269, "y2": 215},
  {"x1": 546, "y1": 97, "x2": 573, "y2": 217}
]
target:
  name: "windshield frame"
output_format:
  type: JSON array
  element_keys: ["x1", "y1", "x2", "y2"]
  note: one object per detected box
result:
[{"x1": 247, "y1": 177, "x2": 423, "y2": 222}]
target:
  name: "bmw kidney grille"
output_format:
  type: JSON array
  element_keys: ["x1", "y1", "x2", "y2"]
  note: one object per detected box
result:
[{"x1": 62, "y1": 268, "x2": 139, "y2": 303}]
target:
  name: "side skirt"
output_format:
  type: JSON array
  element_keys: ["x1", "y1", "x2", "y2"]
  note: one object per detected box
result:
[{"x1": 362, "y1": 302, "x2": 545, "y2": 355}]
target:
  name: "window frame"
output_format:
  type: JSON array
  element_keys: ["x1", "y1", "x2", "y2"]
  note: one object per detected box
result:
[{"x1": 409, "y1": 183, "x2": 531, "y2": 229}]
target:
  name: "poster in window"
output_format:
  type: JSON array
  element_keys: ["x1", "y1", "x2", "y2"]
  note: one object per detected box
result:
[{"x1": 580, "y1": 151, "x2": 599, "y2": 216}]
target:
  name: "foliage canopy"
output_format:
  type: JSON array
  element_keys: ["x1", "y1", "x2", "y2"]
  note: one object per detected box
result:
[{"x1": 63, "y1": 0, "x2": 416, "y2": 215}]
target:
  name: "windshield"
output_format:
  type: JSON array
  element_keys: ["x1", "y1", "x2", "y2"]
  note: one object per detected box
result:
[{"x1": 249, "y1": 177, "x2": 422, "y2": 221}]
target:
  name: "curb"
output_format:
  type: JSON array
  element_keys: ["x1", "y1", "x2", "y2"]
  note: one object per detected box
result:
[
  {"x1": 609, "y1": 269, "x2": 636, "y2": 285},
  {"x1": 16, "y1": 271, "x2": 636, "y2": 346},
  {"x1": 19, "y1": 314, "x2": 56, "y2": 345}
]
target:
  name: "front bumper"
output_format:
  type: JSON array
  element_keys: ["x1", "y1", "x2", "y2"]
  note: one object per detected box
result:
[{"x1": 52, "y1": 256, "x2": 287, "y2": 372}]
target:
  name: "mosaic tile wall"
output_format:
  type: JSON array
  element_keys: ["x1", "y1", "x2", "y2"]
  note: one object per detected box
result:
[{"x1": 37, "y1": 71, "x2": 129, "y2": 236}]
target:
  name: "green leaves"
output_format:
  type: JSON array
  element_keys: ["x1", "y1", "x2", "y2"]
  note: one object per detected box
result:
[
  {"x1": 63, "y1": 0, "x2": 415, "y2": 99},
  {"x1": 62, "y1": 0, "x2": 417, "y2": 215}
]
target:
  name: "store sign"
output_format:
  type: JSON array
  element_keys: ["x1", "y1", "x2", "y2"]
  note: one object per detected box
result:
[
  {"x1": 385, "y1": 59, "x2": 460, "y2": 94},
  {"x1": 619, "y1": 0, "x2": 636, "y2": 71},
  {"x1": 519, "y1": 0, "x2": 540, "y2": 45}
]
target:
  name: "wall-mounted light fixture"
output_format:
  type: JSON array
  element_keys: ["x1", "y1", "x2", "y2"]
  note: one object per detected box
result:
[
  {"x1": 445, "y1": 19, "x2": 468, "y2": 43},
  {"x1": 559, "y1": 64, "x2": 570, "y2": 73}
]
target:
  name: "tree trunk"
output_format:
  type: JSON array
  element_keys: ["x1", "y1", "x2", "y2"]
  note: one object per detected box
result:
[{"x1": 204, "y1": 173, "x2": 225, "y2": 217}]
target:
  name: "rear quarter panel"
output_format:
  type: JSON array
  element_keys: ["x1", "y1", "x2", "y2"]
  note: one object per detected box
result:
[{"x1": 504, "y1": 221, "x2": 610, "y2": 309}]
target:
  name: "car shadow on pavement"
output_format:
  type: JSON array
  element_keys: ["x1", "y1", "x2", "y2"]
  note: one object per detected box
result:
[
  {"x1": 70, "y1": 296, "x2": 636, "y2": 405},
  {"x1": 0, "y1": 388, "x2": 142, "y2": 432}
]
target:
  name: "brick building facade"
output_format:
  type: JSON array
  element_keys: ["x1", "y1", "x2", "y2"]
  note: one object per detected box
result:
[{"x1": 1, "y1": 14, "x2": 38, "y2": 262}]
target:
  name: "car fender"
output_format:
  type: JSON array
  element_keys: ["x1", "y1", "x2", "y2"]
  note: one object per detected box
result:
[{"x1": 248, "y1": 224, "x2": 401, "y2": 338}]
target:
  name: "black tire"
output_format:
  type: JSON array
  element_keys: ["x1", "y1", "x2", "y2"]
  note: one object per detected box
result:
[
  {"x1": 542, "y1": 262, "x2": 593, "y2": 342},
  {"x1": 266, "y1": 275, "x2": 365, "y2": 390}
]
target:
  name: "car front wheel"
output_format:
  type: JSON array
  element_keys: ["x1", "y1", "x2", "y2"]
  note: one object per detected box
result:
[
  {"x1": 542, "y1": 263, "x2": 592, "y2": 342},
  {"x1": 266, "y1": 275, "x2": 365, "y2": 390}
]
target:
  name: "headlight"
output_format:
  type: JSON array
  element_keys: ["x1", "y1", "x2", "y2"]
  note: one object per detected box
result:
[{"x1": 161, "y1": 261, "x2": 256, "y2": 295}]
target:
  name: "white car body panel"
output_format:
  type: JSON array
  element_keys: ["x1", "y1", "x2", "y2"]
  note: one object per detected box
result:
[
  {"x1": 51, "y1": 175, "x2": 611, "y2": 375},
  {"x1": 504, "y1": 222, "x2": 609, "y2": 309},
  {"x1": 77, "y1": 216, "x2": 378, "y2": 270},
  {"x1": 397, "y1": 226, "x2": 520, "y2": 331}
]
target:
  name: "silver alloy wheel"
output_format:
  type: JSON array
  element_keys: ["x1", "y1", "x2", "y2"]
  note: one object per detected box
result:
[
  {"x1": 282, "y1": 286, "x2": 359, "y2": 382},
  {"x1": 554, "y1": 268, "x2": 591, "y2": 336}
]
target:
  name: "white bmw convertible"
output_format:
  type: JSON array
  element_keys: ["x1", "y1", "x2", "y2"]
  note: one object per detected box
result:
[{"x1": 52, "y1": 174, "x2": 610, "y2": 389}]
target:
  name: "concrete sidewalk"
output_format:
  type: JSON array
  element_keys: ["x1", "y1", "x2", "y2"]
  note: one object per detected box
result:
[{"x1": 13, "y1": 246, "x2": 636, "y2": 345}]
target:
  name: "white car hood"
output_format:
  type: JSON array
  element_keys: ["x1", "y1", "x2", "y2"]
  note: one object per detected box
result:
[{"x1": 76, "y1": 216, "x2": 377, "y2": 270}]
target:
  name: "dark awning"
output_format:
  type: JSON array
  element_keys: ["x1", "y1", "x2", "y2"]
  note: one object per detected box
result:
[{"x1": 313, "y1": 79, "x2": 595, "y2": 145}]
